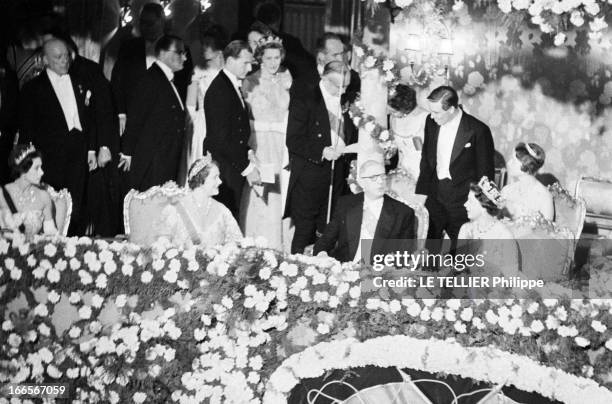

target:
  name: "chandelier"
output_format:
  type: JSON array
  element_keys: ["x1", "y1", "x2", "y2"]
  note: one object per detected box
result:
[{"x1": 400, "y1": 19, "x2": 453, "y2": 86}]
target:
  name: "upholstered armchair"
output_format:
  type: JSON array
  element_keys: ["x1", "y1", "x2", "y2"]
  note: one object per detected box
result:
[
  {"x1": 123, "y1": 182, "x2": 192, "y2": 247},
  {"x1": 575, "y1": 176, "x2": 612, "y2": 235},
  {"x1": 504, "y1": 214, "x2": 574, "y2": 281},
  {"x1": 46, "y1": 186, "x2": 72, "y2": 236},
  {"x1": 548, "y1": 182, "x2": 586, "y2": 241}
]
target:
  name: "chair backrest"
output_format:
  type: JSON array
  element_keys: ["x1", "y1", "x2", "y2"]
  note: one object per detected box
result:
[
  {"x1": 123, "y1": 182, "x2": 191, "y2": 247},
  {"x1": 575, "y1": 176, "x2": 612, "y2": 216},
  {"x1": 46, "y1": 186, "x2": 72, "y2": 236},
  {"x1": 548, "y1": 182, "x2": 586, "y2": 241},
  {"x1": 386, "y1": 190, "x2": 428, "y2": 251},
  {"x1": 503, "y1": 214, "x2": 574, "y2": 281}
]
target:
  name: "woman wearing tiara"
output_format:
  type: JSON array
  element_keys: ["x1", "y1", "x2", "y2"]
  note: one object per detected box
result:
[
  {"x1": 239, "y1": 35, "x2": 292, "y2": 251},
  {"x1": 458, "y1": 178, "x2": 519, "y2": 277},
  {"x1": 0, "y1": 144, "x2": 57, "y2": 236},
  {"x1": 177, "y1": 155, "x2": 242, "y2": 247},
  {"x1": 501, "y1": 142, "x2": 553, "y2": 220}
]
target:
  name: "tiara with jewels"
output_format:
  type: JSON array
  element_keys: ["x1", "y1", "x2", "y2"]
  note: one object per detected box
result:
[
  {"x1": 15, "y1": 144, "x2": 37, "y2": 165},
  {"x1": 187, "y1": 153, "x2": 213, "y2": 182},
  {"x1": 478, "y1": 176, "x2": 505, "y2": 208},
  {"x1": 524, "y1": 142, "x2": 538, "y2": 159},
  {"x1": 257, "y1": 35, "x2": 283, "y2": 48}
]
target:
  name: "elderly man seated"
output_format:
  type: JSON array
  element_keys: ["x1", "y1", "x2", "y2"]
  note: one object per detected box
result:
[{"x1": 314, "y1": 160, "x2": 416, "y2": 263}]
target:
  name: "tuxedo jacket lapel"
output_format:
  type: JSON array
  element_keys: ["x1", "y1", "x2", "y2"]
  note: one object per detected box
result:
[
  {"x1": 41, "y1": 72, "x2": 69, "y2": 133},
  {"x1": 70, "y1": 75, "x2": 87, "y2": 128},
  {"x1": 450, "y1": 113, "x2": 472, "y2": 164},
  {"x1": 346, "y1": 195, "x2": 363, "y2": 259},
  {"x1": 427, "y1": 120, "x2": 440, "y2": 168},
  {"x1": 219, "y1": 71, "x2": 248, "y2": 114},
  {"x1": 314, "y1": 85, "x2": 332, "y2": 144},
  {"x1": 373, "y1": 196, "x2": 393, "y2": 239}
]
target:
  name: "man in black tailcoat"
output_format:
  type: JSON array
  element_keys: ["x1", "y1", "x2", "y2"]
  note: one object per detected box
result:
[
  {"x1": 203, "y1": 40, "x2": 260, "y2": 219},
  {"x1": 118, "y1": 35, "x2": 187, "y2": 192}
]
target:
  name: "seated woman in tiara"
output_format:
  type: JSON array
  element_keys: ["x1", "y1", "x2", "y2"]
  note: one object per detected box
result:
[
  {"x1": 0, "y1": 144, "x2": 57, "y2": 237},
  {"x1": 458, "y1": 178, "x2": 520, "y2": 277},
  {"x1": 177, "y1": 154, "x2": 243, "y2": 248},
  {"x1": 501, "y1": 142, "x2": 554, "y2": 220}
]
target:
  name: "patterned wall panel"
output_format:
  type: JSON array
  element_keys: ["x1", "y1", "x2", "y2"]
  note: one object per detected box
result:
[{"x1": 284, "y1": 0, "x2": 326, "y2": 53}]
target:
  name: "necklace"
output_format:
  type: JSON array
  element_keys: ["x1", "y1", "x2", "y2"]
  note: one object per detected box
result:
[
  {"x1": 473, "y1": 217, "x2": 497, "y2": 238},
  {"x1": 194, "y1": 194, "x2": 212, "y2": 216},
  {"x1": 13, "y1": 182, "x2": 37, "y2": 208}
]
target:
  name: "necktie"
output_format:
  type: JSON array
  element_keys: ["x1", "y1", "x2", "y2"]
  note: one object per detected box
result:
[
  {"x1": 328, "y1": 108, "x2": 345, "y2": 143},
  {"x1": 237, "y1": 84, "x2": 247, "y2": 110}
]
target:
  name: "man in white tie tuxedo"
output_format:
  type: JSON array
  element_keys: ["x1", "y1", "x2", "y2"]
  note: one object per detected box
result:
[
  {"x1": 19, "y1": 38, "x2": 96, "y2": 236},
  {"x1": 314, "y1": 160, "x2": 416, "y2": 263},
  {"x1": 118, "y1": 35, "x2": 188, "y2": 192}
]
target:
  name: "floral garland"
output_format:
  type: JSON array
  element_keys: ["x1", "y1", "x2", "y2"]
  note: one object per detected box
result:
[
  {"x1": 264, "y1": 335, "x2": 612, "y2": 403},
  {"x1": 353, "y1": 43, "x2": 401, "y2": 85},
  {"x1": 1, "y1": 233, "x2": 612, "y2": 403},
  {"x1": 348, "y1": 97, "x2": 398, "y2": 160},
  {"x1": 364, "y1": 0, "x2": 610, "y2": 45}
]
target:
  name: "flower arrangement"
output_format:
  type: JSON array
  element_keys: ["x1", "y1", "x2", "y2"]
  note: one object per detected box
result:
[
  {"x1": 348, "y1": 97, "x2": 398, "y2": 160},
  {"x1": 352, "y1": 43, "x2": 400, "y2": 85},
  {"x1": 1, "y1": 232, "x2": 612, "y2": 403}
]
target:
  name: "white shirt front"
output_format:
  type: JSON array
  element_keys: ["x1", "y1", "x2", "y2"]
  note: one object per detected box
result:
[
  {"x1": 436, "y1": 109, "x2": 463, "y2": 180},
  {"x1": 353, "y1": 195, "x2": 384, "y2": 263},
  {"x1": 155, "y1": 60, "x2": 184, "y2": 110},
  {"x1": 222, "y1": 68, "x2": 245, "y2": 108},
  {"x1": 319, "y1": 81, "x2": 346, "y2": 150},
  {"x1": 47, "y1": 69, "x2": 82, "y2": 132}
]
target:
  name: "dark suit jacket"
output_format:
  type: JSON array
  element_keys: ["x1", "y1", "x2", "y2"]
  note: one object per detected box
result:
[
  {"x1": 19, "y1": 70, "x2": 94, "y2": 184},
  {"x1": 415, "y1": 111, "x2": 495, "y2": 204},
  {"x1": 0, "y1": 66, "x2": 18, "y2": 183},
  {"x1": 203, "y1": 71, "x2": 251, "y2": 193},
  {"x1": 314, "y1": 193, "x2": 416, "y2": 263},
  {"x1": 121, "y1": 63, "x2": 186, "y2": 191},
  {"x1": 284, "y1": 81, "x2": 333, "y2": 217},
  {"x1": 111, "y1": 37, "x2": 192, "y2": 116}
]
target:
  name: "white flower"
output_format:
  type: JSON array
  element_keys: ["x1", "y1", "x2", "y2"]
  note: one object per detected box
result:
[
  {"x1": 69, "y1": 292, "x2": 81, "y2": 304},
  {"x1": 38, "y1": 347, "x2": 53, "y2": 362},
  {"x1": 141, "y1": 271, "x2": 153, "y2": 283},
  {"x1": 530, "y1": 320, "x2": 544, "y2": 333},
  {"x1": 349, "y1": 286, "x2": 360, "y2": 299},
  {"x1": 527, "y1": 302, "x2": 539, "y2": 314},
  {"x1": 591, "y1": 320, "x2": 607, "y2": 333},
  {"x1": 570, "y1": 10, "x2": 584, "y2": 27},
  {"x1": 69, "y1": 326, "x2": 81, "y2": 338},
  {"x1": 585, "y1": 2, "x2": 600, "y2": 15},
  {"x1": 47, "y1": 268, "x2": 60, "y2": 283},
  {"x1": 91, "y1": 294, "x2": 104, "y2": 308},
  {"x1": 354, "y1": 46, "x2": 364, "y2": 57},
  {"x1": 148, "y1": 364, "x2": 161, "y2": 377},
  {"x1": 44, "y1": 244, "x2": 57, "y2": 257},
  {"x1": 122, "y1": 264, "x2": 133, "y2": 276},
  {"x1": 364, "y1": 55, "x2": 376, "y2": 69},
  {"x1": 67, "y1": 368, "x2": 80, "y2": 379},
  {"x1": 96, "y1": 273, "x2": 108, "y2": 288},
  {"x1": 10, "y1": 267, "x2": 22, "y2": 280},
  {"x1": 485, "y1": 309, "x2": 498, "y2": 325},
  {"x1": 65, "y1": 243, "x2": 76, "y2": 257},
  {"x1": 38, "y1": 323, "x2": 50, "y2": 336},
  {"x1": 115, "y1": 294, "x2": 127, "y2": 308},
  {"x1": 47, "y1": 364, "x2": 62, "y2": 378},
  {"x1": 545, "y1": 315, "x2": 560, "y2": 330},
  {"x1": 249, "y1": 355, "x2": 263, "y2": 370},
  {"x1": 605, "y1": 339, "x2": 612, "y2": 351},
  {"x1": 78, "y1": 269, "x2": 92, "y2": 285},
  {"x1": 364, "y1": 121, "x2": 376, "y2": 134},
  {"x1": 259, "y1": 267, "x2": 272, "y2": 280},
  {"x1": 2, "y1": 320, "x2": 13, "y2": 331},
  {"x1": 79, "y1": 305, "x2": 92, "y2": 319},
  {"x1": 317, "y1": 323, "x2": 330, "y2": 334},
  {"x1": 47, "y1": 290, "x2": 60, "y2": 304},
  {"x1": 27, "y1": 255, "x2": 37, "y2": 267},
  {"x1": 4, "y1": 257, "x2": 14, "y2": 269},
  {"x1": 104, "y1": 260, "x2": 117, "y2": 275},
  {"x1": 460, "y1": 307, "x2": 473, "y2": 322},
  {"x1": 163, "y1": 348, "x2": 175, "y2": 361},
  {"x1": 8, "y1": 333, "x2": 22, "y2": 347},
  {"x1": 34, "y1": 304, "x2": 48, "y2": 317},
  {"x1": 452, "y1": 0, "x2": 464, "y2": 11},
  {"x1": 454, "y1": 321, "x2": 467, "y2": 333},
  {"x1": 554, "y1": 32, "x2": 566, "y2": 46},
  {"x1": 133, "y1": 392, "x2": 147, "y2": 403},
  {"x1": 222, "y1": 296, "x2": 233, "y2": 309},
  {"x1": 280, "y1": 262, "x2": 298, "y2": 277},
  {"x1": 575, "y1": 336, "x2": 590, "y2": 347},
  {"x1": 382, "y1": 59, "x2": 394, "y2": 71},
  {"x1": 55, "y1": 259, "x2": 67, "y2": 272},
  {"x1": 69, "y1": 258, "x2": 81, "y2": 270},
  {"x1": 379, "y1": 130, "x2": 390, "y2": 141},
  {"x1": 163, "y1": 270, "x2": 178, "y2": 283}
]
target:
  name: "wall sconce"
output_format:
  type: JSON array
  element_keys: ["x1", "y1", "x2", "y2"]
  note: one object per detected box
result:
[{"x1": 402, "y1": 20, "x2": 453, "y2": 86}]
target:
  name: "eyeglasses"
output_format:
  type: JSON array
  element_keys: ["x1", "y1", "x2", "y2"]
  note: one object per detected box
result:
[{"x1": 360, "y1": 173, "x2": 386, "y2": 182}]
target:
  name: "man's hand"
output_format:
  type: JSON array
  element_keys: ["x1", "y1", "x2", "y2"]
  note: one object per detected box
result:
[
  {"x1": 322, "y1": 146, "x2": 340, "y2": 161},
  {"x1": 87, "y1": 151, "x2": 98, "y2": 171},
  {"x1": 118, "y1": 154, "x2": 132, "y2": 171},
  {"x1": 246, "y1": 167, "x2": 261, "y2": 186},
  {"x1": 98, "y1": 147, "x2": 112, "y2": 168},
  {"x1": 118, "y1": 115, "x2": 127, "y2": 136}
]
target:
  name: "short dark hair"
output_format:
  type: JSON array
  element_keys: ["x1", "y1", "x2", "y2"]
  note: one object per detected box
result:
[
  {"x1": 469, "y1": 182, "x2": 502, "y2": 217},
  {"x1": 140, "y1": 3, "x2": 164, "y2": 20},
  {"x1": 255, "y1": 2, "x2": 282, "y2": 26},
  {"x1": 155, "y1": 34, "x2": 183, "y2": 56},
  {"x1": 427, "y1": 86, "x2": 459, "y2": 110},
  {"x1": 248, "y1": 21, "x2": 273, "y2": 38},
  {"x1": 514, "y1": 142, "x2": 545, "y2": 175},
  {"x1": 223, "y1": 40, "x2": 251, "y2": 60},
  {"x1": 254, "y1": 39, "x2": 285, "y2": 63},
  {"x1": 316, "y1": 32, "x2": 345, "y2": 54},
  {"x1": 389, "y1": 84, "x2": 417, "y2": 115},
  {"x1": 201, "y1": 24, "x2": 229, "y2": 52},
  {"x1": 9, "y1": 144, "x2": 42, "y2": 179},
  {"x1": 187, "y1": 160, "x2": 218, "y2": 190}
]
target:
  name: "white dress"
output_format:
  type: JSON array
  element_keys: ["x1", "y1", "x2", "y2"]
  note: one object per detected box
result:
[
  {"x1": 239, "y1": 69, "x2": 293, "y2": 251},
  {"x1": 387, "y1": 109, "x2": 428, "y2": 206},
  {"x1": 186, "y1": 67, "x2": 219, "y2": 169},
  {"x1": 501, "y1": 177, "x2": 554, "y2": 220}
]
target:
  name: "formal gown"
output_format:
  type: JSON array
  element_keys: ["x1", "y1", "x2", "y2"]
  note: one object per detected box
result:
[
  {"x1": 0, "y1": 186, "x2": 50, "y2": 237},
  {"x1": 387, "y1": 110, "x2": 428, "y2": 206},
  {"x1": 501, "y1": 178, "x2": 554, "y2": 220},
  {"x1": 239, "y1": 69, "x2": 293, "y2": 251}
]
